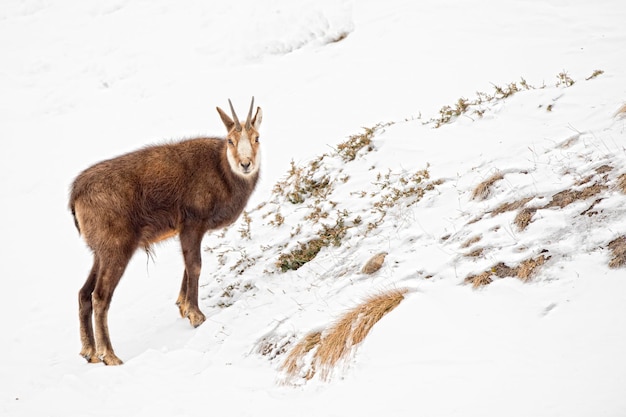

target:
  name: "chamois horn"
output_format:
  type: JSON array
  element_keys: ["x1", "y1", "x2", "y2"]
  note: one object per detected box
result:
[
  {"x1": 228, "y1": 99, "x2": 242, "y2": 132},
  {"x1": 245, "y1": 96, "x2": 255, "y2": 130}
]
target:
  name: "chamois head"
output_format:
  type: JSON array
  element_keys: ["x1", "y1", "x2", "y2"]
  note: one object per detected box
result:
[{"x1": 217, "y1": 97, "x2": 262, "y2": 178}]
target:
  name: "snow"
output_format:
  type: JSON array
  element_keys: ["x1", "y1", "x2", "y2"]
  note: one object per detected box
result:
[{"x1": 1, "y1": 0, "x2": 626, "y2": 416}]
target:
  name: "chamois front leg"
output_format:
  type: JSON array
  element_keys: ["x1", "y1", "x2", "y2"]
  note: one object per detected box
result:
[{"x1": 178, "y1": 226, "x2": 206, "y2": 328}]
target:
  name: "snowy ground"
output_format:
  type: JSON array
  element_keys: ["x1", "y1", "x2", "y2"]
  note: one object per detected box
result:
[{"x1": 1, "y1": 0, "x2": 626, "y2": 416}]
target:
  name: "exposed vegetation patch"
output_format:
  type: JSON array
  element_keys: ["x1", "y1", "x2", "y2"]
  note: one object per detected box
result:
[
  {"x1": 464, "y1": 253, "x2": 550, "y2": 288},
  {"x1": 516, "y1": 255, "x2": 549, "y2": 281},
  {"x1": 585, "y1": 69, "x2": 604, "y2": 80},
  {"x1": 465, "y1": 271, "x2": 493, "y2": 288},
  {"x1": 361, "y1": 252, "x2": 387, "y2": 274},
  {"x1": 256, "y1": 333, "x2": 297, "y2": 361},
  {"x1": 546, "y1": 183, "x2": 608, "y2": 209},
  {"x1": 272, "y1": 155, "x2": 438, "y2": 272},
  {"x1": 491, "y1": 197, "x2": 535, "y2": 216},
  {"x1": 595, "y1": 164, "x2": 613, "y2": 175},
  {"x1": 238, "y1": 211, "x2": 253, "y2": 239},
  {"x1": 273, "y1": 123, "x2": 393, "y2": 206},
  {"x1": 276, "y1": 215, "x2": 350, "y2": 272},
  {"x1": 464, "y1": 247, "x2": 485, "y2": 258},
  {"x1": 472, "y1": 172, "x2": 504, "y2": 201},
  {"x1": 336, "y1": 122, "x2": 392, "y2": 162},
  {"x1": 367, "y1": 167, "x2": 440, "y2": 232},
  {"x1": 201, "y1": 277, "x2": 256, "y2": 308},
  {"x1": 426, "y1": 70, "x2": 602, "y2": 128},
  {"x1": 427, "y1": 78, "x2": 535, "y2": 127},
  {"x1": 273, "y1": 159, "x2": 332, "y2": 205},
  {"x1": 608, "y1": 236, "x2": 626, "y2": 269},
  {"x1": 280, "y1": 331, "x2": 321, "y2": 382},
  {"x1": 461, "y1": 235, "x2": 482, "y2": 248},
  {"x1": 514, "y1": 207, "x2": 537, "y2": 231},
  {"x1": 617, "y1": 174, "x2": 626, "y2": 193},
  {"x1": 281, "y1": 288, "x2": 407, "y2": 383},
  {"x1": 555, "y1": 71, "x2": 575, "y2": 87}
]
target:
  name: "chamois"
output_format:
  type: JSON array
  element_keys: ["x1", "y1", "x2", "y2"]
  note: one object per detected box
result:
[{"x1": 69, "y1": 98, "x2": 262, "y2": 365}]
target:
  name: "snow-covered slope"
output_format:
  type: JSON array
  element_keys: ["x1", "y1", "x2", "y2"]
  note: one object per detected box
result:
[{"x1": 1, "y1": 1, "x2": 625, "y2": 416}]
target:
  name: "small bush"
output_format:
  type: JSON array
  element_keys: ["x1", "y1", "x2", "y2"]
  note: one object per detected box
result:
[{"x1": 276, "y1": 216, "x2": 349, "y2": 272}]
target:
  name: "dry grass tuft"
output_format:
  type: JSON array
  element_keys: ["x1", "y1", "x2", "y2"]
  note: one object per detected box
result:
[
  {"x1": 472, "y1": 172, "x2": 504, "y2": 201},
  {"x1": 464, "y1": 271, "x2": 493, "y2": 288},
  {"x1": 547, "y1": 189, "x2": 578, "y2": 208},
  {"x1": 608, "y1": 236, "x2": 626, "y2": 268},
  {"x1": 314, "y1": 288, "x2": 407, "y2": 380},
  {"x1": 361, "y1": 252, "x2": 388, "y2": 274},
  {"x1": 464, "y1": 247, "x2": 484, "y2": 258},
  {"x1": 280, "y1": 331, "x2": 321, "y2": 381},
  {"x1": 281, "y1": 288, "x2": 408, "y2": 383},
  {"x1": 491, "y1": 197, "x2": 534, "y2": 216},
  {"x1": 547, "y1": 183, "x2": 607, "y2": 209},
  {"x1": 461, "y1": 234, "x2": 482, "y2": 248},
  {"x1": 516, "y1": 254, "x2": 548, "y2": 281},
  {"x1": 595, "y1": 165, "x2": 613, "y2": 175},
  {"x1": 614, "y1": 103, "x2": 626, "y2": 119},
  {"x1": 465, "y1": 253, "x2": 550, "y2": 288},
  {"x1": 492, "y1": 262, "x2": 517, "y2": 278},
  {"x1": 617, "y1": 174, "x2": 626, "y2": 194},
  {"x1": 514, "y1": 207, "x2": 537, "y2": 231}
]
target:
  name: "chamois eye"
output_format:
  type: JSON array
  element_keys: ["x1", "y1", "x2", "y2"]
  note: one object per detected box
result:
[
  {"x1": 255, "y1": 136, "x2": 260, "y2": 143},
  {"x1": 228, "y1": 139, "x2": 234, "y2": 146}
]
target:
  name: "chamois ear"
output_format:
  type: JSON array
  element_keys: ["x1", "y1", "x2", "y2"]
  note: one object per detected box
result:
[
  {"x1": 252, "y1": 107, "x2": 263, "y2": 130},
  {"x1": 216, "y1": 106, "x2": 235, "y2": 132}
]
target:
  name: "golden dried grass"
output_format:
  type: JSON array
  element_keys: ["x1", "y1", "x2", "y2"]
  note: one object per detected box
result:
[
  {"x1": 516, "y1": 254, "x2": 548, "y2": 281},
  {"x1": 491, "y1": 197, "x2": 533, "y2": 216},
  {"x1": 614, "y1": 103, "x2": 626, "y2": 118},
  {"x1": 280, "y1": 331, "x2": 321, "y2": 381},
  {"x1": 514, "y1": 207, "x2": 537, "y2": 231},
  {"x1": 608, "y1": 236, "x2": 626, "y2": 268},
  {"x1": 595, "y1": 164, "x2": 613, "y2": 175},
  {"x1": 492, "y1": 262, "x2": 517, "y2": 278},
  {"x1": 361, "y1": 252, "x2": 388, "y2": 274},
  {"x1": 464, "y1": 271, "x2": 493, "y2": 288},
  {"x1": 472, "y1": 172, "x2": 504, "y2": 201},
  {"x1": 464, "y1": 247, "x2": 484, "y2": 258},
  {"x1": 461, "y1": 235, "x2": 482, "y2": 248},
  {"x1": 281, "y1": 288, "x2": 408, "y2": 382},
  {"x1": 547, "y1": 183, "x2": 607, "y2": 209},
  {"x1": 464, "y1": 253, "x2": 550, "y2": 288},
  {"x1": 617, "y1": 174, "x2": 626, "y2": 194}
]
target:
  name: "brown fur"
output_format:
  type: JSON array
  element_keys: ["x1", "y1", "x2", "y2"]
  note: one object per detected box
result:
[{"x1": 69, "y1": 99, "x2": 262, "y2": 365}]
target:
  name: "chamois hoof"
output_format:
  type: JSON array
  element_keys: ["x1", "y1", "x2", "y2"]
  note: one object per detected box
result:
[
  {"x1": 80, "y1": 347, "x2": 101, "y2": 363},
  {"x1": 100, "y1": 353, "x2": 124, "y2": 366},
  {"x1": 188, "y1": 310, "x2": 206, "y2": 328}
]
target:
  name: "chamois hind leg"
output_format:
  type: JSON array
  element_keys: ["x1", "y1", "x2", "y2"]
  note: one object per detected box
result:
[
  {"x1": 178, "y1": 225, "x2": 206, "y2": 328},
  {"x1": 92, "y1": 248, "x2": 134, "y2": 366},
  {"x1": 78, "y1": 256, "x2": 100, "y2": 363}
]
